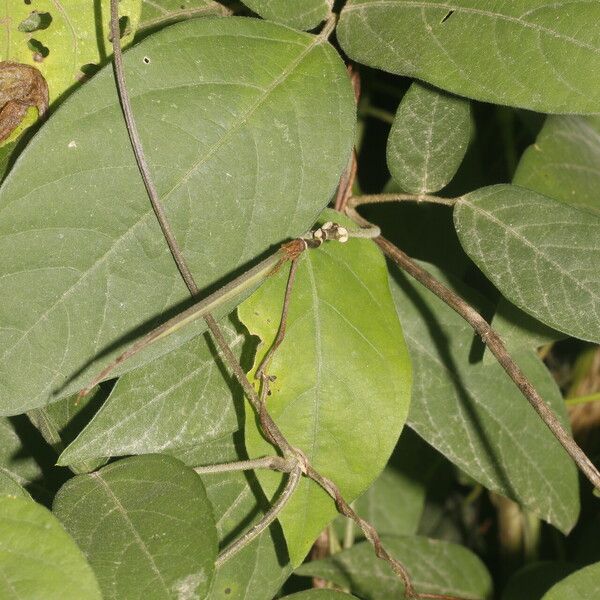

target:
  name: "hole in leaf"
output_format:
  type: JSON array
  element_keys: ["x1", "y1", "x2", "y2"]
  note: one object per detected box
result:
[
  {"x1": 24, "y1": 0, "x2": 31, "y2": 4},
  {"x1": 27, "y1": 38, "x2": 50, "y2": 62},
  {"x1": 441, "y1": 10, "x2": 454, "y2": 23},
  {"x1": 18, "y1": 10, "x2": 52, "y2": 32},
  {"x1": 143, "y1": 56, "x2": 151, "y2": 64}
]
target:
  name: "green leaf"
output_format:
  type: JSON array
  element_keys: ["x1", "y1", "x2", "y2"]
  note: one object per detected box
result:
[
  {"x1": 337, "y1": 0, "x2": 600, "y2": 114},
  {"x1": 53, "y1": 454, "x2": 217, "y2": 600},
  {"x1": 339, "y1": 428, "x2": 438, "y2": 541},
  {"x1": 139, "y1": 0, "x2": 230, "y2": 33},
  {"x1": 200, "y1": 468, "x2": 293, "y2": 600},
  {"x1": 390, "y1": 263, "x2": 579, "y2": 533},
  {"x1": 242, "y1": 0, "x2": 331, "y2": 30},
  {"x1": 501, "y1": 562, "x2": 577, "y2": 600},
  {"x1": 57, "y1": 316, "x2": 244, "y2": 465},
  {"x1": 387, "y1": 82, "x2": 471, "y2": 194},
  {"x1": 2, "y1": 0, "x2": 142, "y2": 103},
  {"x1": 542, "y1": 562, "x2": 600, "y2": 600},
  {"x1": 454, "y1": 184, "x2": 600, "y2": 344},
  {"x1": 0, "y1": 471, "x2": 30, "y2": 499},
  {"x1": 0, "y1": 495, "x2": 102, "y2": 600},
  {"x1": 295, "y1": 535, "x2": 492, "y2": 600},
  {"x1": 0, "y1": 17, "x2": 355, "y2": 416},
  {"x1": 281, "y1": 592, "x2": 360, "y2": 600},
  {"x1": 239, "y1": 211, "x2": 412, "y2": 565},
  {"x1": 514, "y1": 116, "x2": 600, "y2": 214}
]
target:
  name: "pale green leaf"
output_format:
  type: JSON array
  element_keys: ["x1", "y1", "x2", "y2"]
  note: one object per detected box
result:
[
  {"x1": 390, "y1": 263, "x2": 579, "y2": 533},
  {"x1": 514, "y1": 116, "x2": 600, "y2": 214},
  {"x1": 139, "y1": 0, "x2": 231, "y2": 32},
  {"x1": 240, "y1": 211, "x2": 412, "y2": 565},
  {"x1": 242, "y1": 0, "x2": 331, "y2": 30},
  {"x1": 295, "y1": 535, "x2": 492, "y2": 600},
  {"x1": 542, "y1": 562, "x2": 600, "y2": 600},
  {"x1": 0, "y1": 496, "x2": 102, "y2": 600},
  {"x1": 57, "y1": 316, "x2": 245, "y2": 465},
  {"x1": 0, "y1": 17, "x2": 355, "y2": 416},
  {"x1": 454, "y1": 184, "x2": 600, "y2": 344},
  {"x1": 338, "y1": 0, "x2": 600, "y2": 114},
  {"x1": 0, "y1": 471, "x2": 30, "y2": 499},
  {"x1": 1, "y1": 0, "x2": 142, "y2": 103},
  {"x1": 53, "y1": 454, "x2": 217, "y2": 600},
  {"x1": 387, "y1": 82, "x2": 471, "y2": 194},
  {"x1": 501, "y1": 562, "x2": 576, "y2": 600}
]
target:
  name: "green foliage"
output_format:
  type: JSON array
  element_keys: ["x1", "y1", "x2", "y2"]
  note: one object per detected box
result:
[
  {"x1": 241, "y1": 0, "x2": 331, "y2": 30},
  {"x1": 454, "y1": 185, "x2": 600, "y2": 344},
  {"x1": 240, "y1": 211, "x2": 411, "y2": 565},
  {"x1": 0, "y1": 17, "x2": 354, "y2": 416},
  {"x1": 338, "y1": 0, "x2": 600, "y2": 113},
  {"x1": 1, "y1": 3, "x2": 599, "y2": 599},
  {"x1": 0, "y1": 495, "x2": 102, "y2": 599},
  {"x1": 53, "y1": 454, "x2": 217, "y2": 600},
  {"x1": 295, "y1": 535, "x2": 492, "y2": 599},
  {"x1": 387, "y1": 82, "x2": 471, "y2": 194}
]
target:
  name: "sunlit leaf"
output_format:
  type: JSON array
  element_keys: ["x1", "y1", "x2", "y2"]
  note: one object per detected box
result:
[
  {"x1": 387, "y1": 82, "x2": 471, "y2": 194},
  {"x1": 454, "y1": 184, "x2": 600, "y2": 344},
  {"x1": 53, "y1": 454, "x2": 217, "y2": 600},
  {"x1": 0, "y1": 17, "x2": 355, "y2": 416},
  {"x1": 338, "y1": 0, "x2": 600, "y2": 113},
  {"x1": 240, "y1": 211, "x2": 412, "y2": 565},
  {"x1": 0, "y1": 496, "x2": 102, "y2": 599}
]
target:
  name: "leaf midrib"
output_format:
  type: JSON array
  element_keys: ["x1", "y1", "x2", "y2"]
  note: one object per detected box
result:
[{"x1": 0, "y1": 31, "x2": 327, "y2": 377}]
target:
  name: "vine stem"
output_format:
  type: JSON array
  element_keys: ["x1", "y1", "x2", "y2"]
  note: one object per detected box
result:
[
  {"x1": 348, "y1": 193, "x2": 457, "y2": 209},
  {"x1": 193, "y1": 456, "x2": 295, "y2": 475},
  {"x1": 108, "y1": 3, "x2": 471, "y2": 596},
  {"x1": 346, "y1": 205, "x2": 600, "y2": 493}
]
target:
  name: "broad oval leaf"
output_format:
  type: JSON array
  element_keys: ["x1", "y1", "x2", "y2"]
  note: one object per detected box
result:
[
  {"x1": 57, "y1": 316, "x2": 245, "y2": 465},
  {"x1": 391, "y1": 263, "x2": 579, "y2": 533},
  {"x1": 240, "y1": 211, "x2": 412, "y2": 565},
  {"x1": 295, "y1": 535, "x2": 492, "y2": 600},
  {"x1": 139, "y1": 0, "x2": 230, "y2": 32},
  {"x1": 514, "y1": 116, "x2": 600, "y2": 214},
  {"x1": 242, "y1": 0, "x2": 331, "y2": 30},
  {"x1": 2, "y1": 0, "x2": 142, "y2": 103},
  {"x1": 387, "y1": 82, "x2": 471, "y2": 194},
  {"x1": 454, "y1": 184, "x2": 600, "y2": 344},
  {"x1": 0, "y1": 17, "x2": 355, "y2": 416},
  {"x1": 0, "y1": 495, "x2": 102, "y2": 600},
  {"x1": 53, "y1": 454, "x2": 217, "y2": 600},
  {"x1": 542, "y1": 561, "x2": 600, "y2": 600},
  {"x1": 338, "y1": 0, "x2": 600, "y2": 114}
]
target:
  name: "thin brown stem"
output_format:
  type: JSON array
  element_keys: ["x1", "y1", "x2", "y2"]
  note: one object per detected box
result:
[
  {"x1": 346, "y1": 208, "x2": 600, "y2": 493},
  {"x1": 348, "y1": 193, "x2": 457, "y2": 209},
  {"x1": 110, "y1": 0, "x2": 198, "y2": 296}
]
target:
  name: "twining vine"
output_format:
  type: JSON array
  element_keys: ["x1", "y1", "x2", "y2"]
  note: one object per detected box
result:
[{"x1": 96, "y1": 1, "x2": 600, "y2": 599}]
